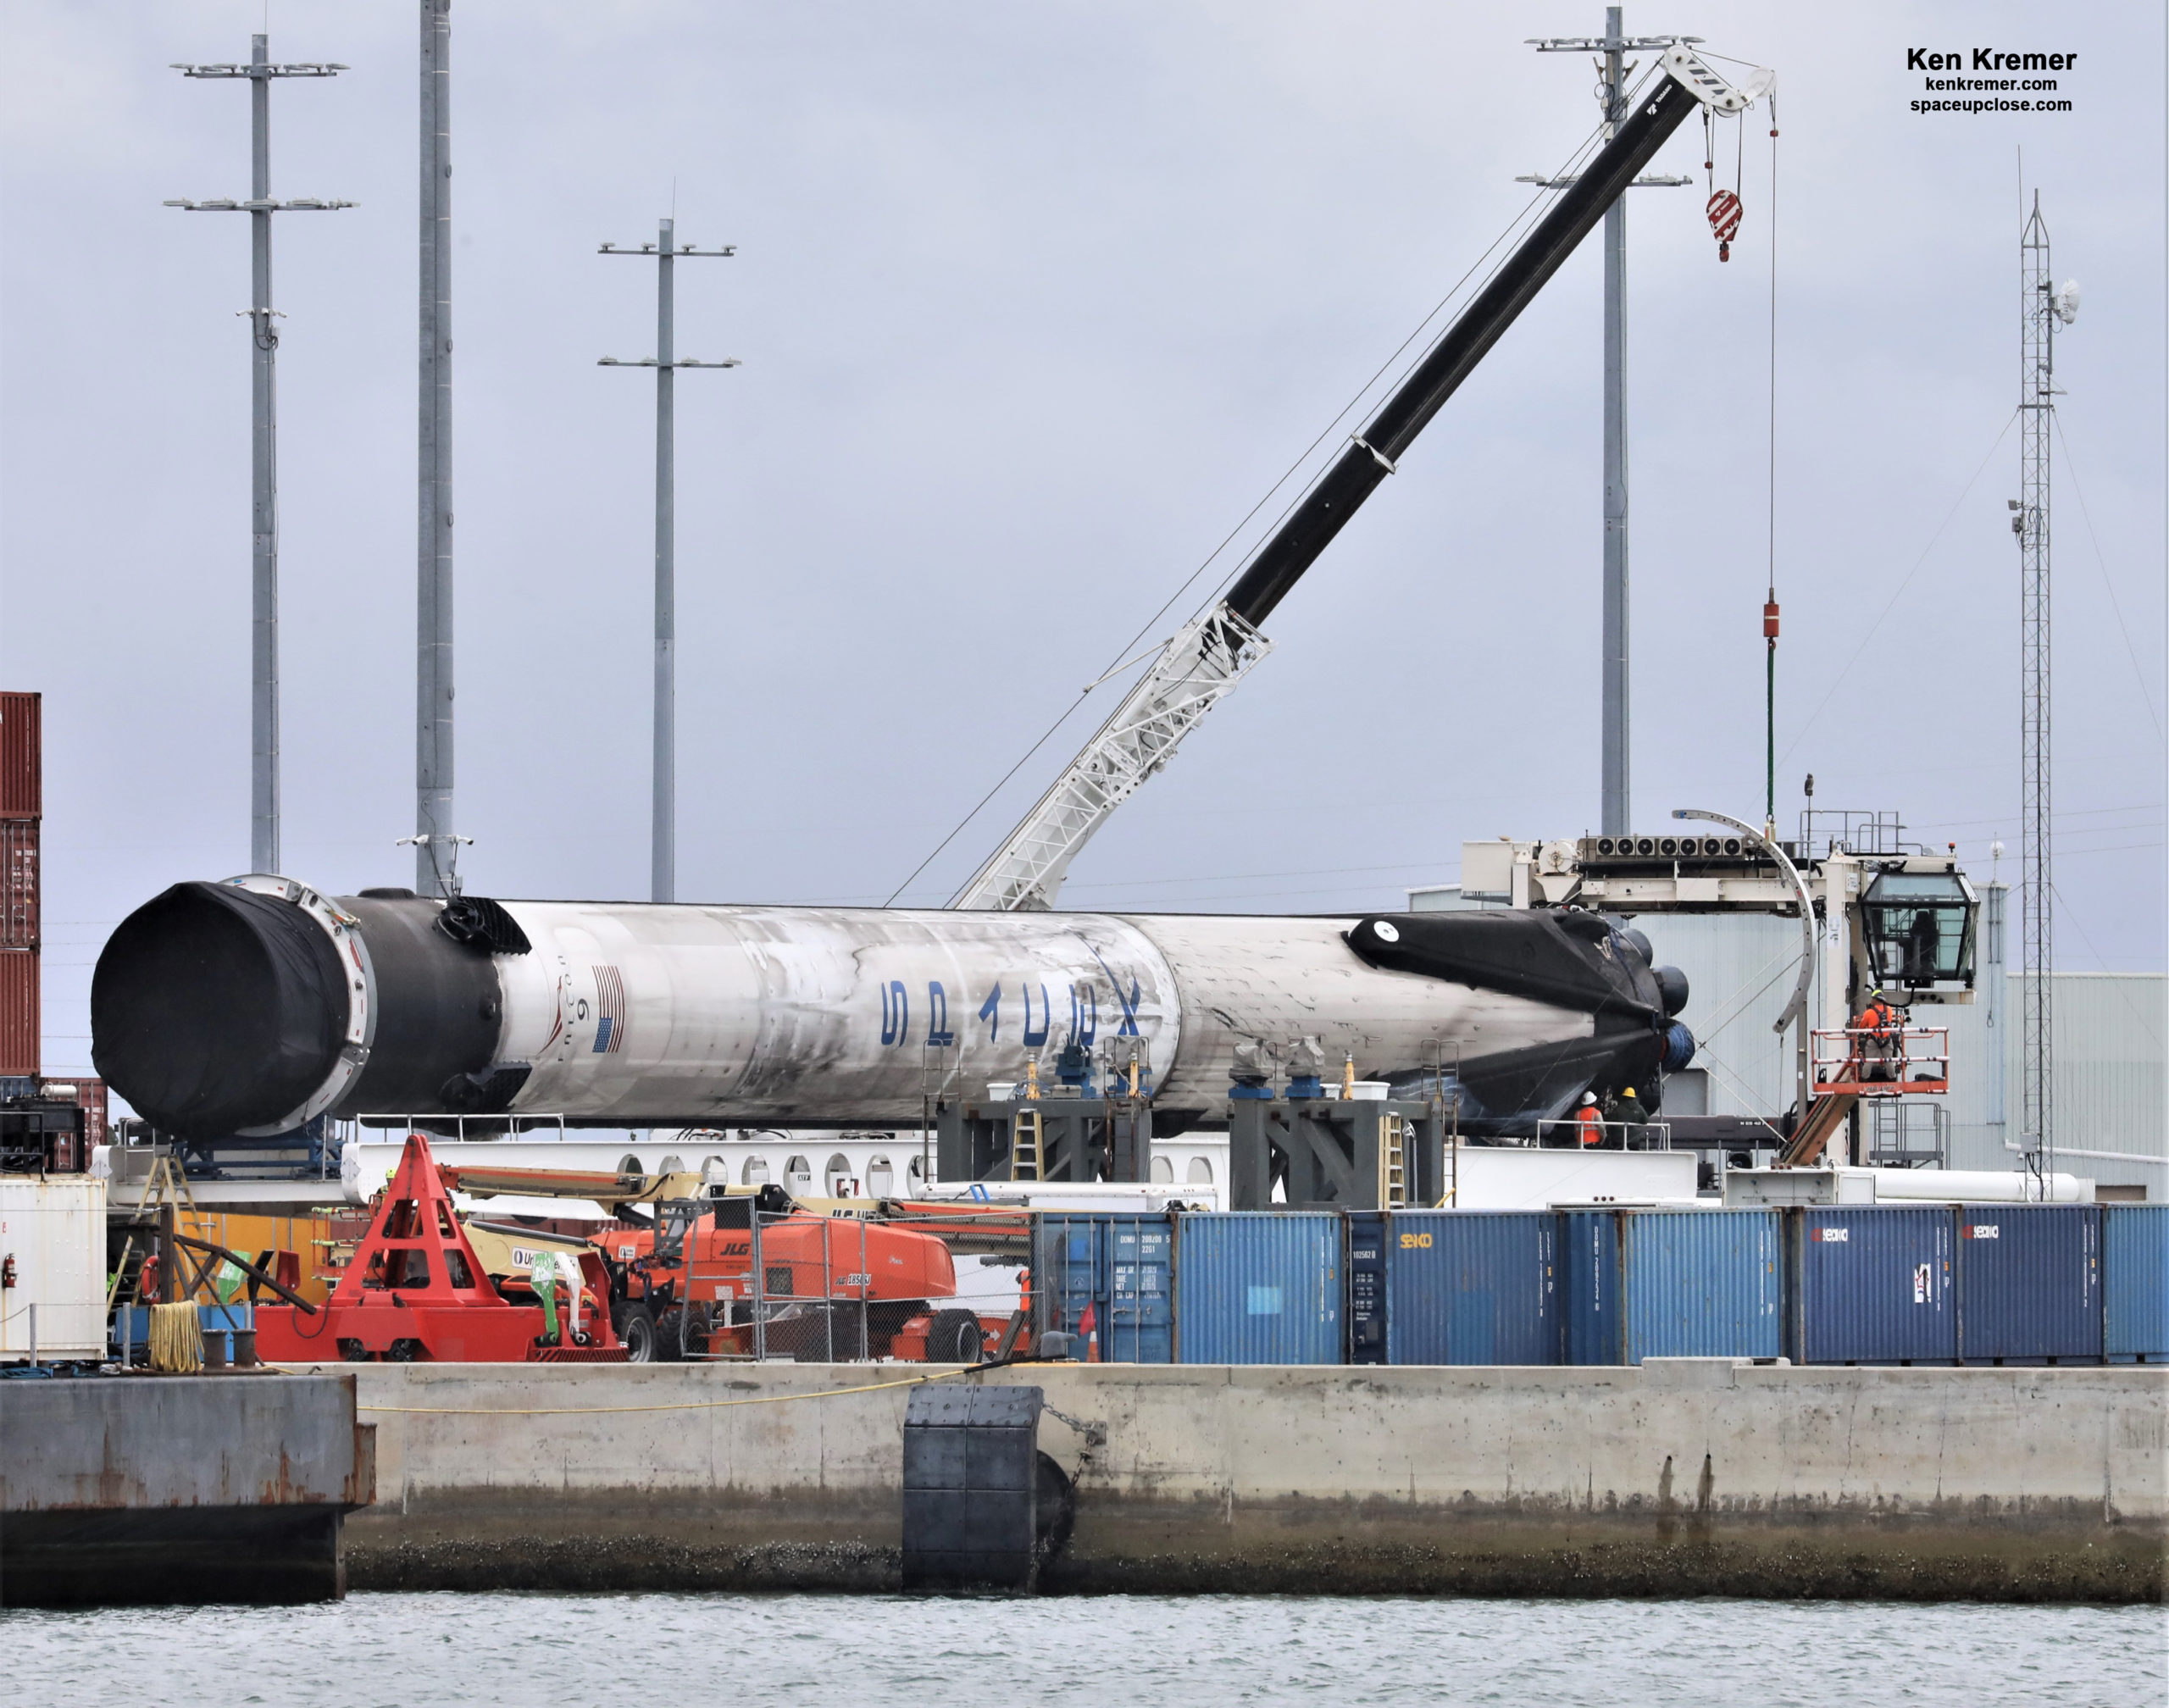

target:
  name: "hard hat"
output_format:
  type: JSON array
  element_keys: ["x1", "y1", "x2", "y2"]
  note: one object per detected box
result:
[
  {"x1": 1620, "y1": 1086, "x2": 1638, "y2": 1100},
  {"x1": 1580, "y1": 1092, "x2": 1598, "y2": 1106}
]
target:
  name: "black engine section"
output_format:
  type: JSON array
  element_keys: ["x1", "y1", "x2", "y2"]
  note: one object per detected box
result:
[
  {"x1": 92, "y1": 883, "x2": 351, "y2": 1137},
  {"x1": 92, "y1": 882, "x2": 508, "y2": 1138},
  {"x1": 1343, "y1": 910, "x2": 1684, "y2": 1128}
]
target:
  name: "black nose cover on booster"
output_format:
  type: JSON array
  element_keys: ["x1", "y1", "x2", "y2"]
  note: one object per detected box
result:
[{"x1": 92, "y1": 881, "x2": 349, "y2": 1136}]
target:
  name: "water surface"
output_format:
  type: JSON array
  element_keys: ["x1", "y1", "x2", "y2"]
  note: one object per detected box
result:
[{"x1": 6, "y1": 1592, "x2": 2162, "y2": 1707}]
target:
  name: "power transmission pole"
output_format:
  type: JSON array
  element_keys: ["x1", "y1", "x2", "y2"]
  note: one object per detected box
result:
[
  {"x1": 415, "y1": 0, "x2": 459, "y2": 896},
  {"x1": 167, "y1": 37, "x2": 352, "y2": 878},
  {"x1": 2014, "y1": 192, "x2": 2077, "y2": 1186},
  {"x1": 599, "y1": 219, "x2": 737, "y2": 904},
  {"x1": 1528, "y1": 8, "x2": 1695, "y2": 837}
]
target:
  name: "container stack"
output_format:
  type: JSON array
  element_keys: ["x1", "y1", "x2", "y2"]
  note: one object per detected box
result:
[
  {"x1": 0, "y1": 691, "x2": 37, "y2": 1079},
  {"x1": 1020, "y1": 1201, "x2": 2166, "y2": 1368}
]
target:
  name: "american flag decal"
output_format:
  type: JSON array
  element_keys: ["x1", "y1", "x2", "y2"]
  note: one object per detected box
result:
[{"x1": 592, "y1": 965, "x2": 626, "y2": 1053}]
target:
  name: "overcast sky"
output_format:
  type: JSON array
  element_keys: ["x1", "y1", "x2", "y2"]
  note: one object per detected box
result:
[{"x1": 3, "y1": 1, "x2": 2163, "y2": 1078}]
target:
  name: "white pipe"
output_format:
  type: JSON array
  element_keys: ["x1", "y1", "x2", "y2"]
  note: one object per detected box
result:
[
  {"x1": 2004, "y1": 1139, "x2": 2166, "y2": 1167},
  {"x1": 1848, "y1": 1165, "x2": 2094, "y2": 1203}
]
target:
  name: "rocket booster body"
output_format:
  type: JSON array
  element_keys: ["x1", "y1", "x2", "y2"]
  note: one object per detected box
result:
[
  {"x1": 91, "y1": 879, "x2": 1691, "y2": 1140},
  {"x1": 497, "y1": 902, "x2": 1577, "y2": 1122}
]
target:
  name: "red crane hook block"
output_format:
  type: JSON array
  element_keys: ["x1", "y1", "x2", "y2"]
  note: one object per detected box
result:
[{"x1": 1707, "y1": 189, "x2": 1743, "y2": 262}]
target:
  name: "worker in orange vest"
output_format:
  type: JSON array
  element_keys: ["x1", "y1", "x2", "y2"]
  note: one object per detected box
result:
[
  {"x1": 1574, "y1": 1093, "x2": 1605, "y2": 1146},
  {"x1": 1856, "y1": 987, "x2": 1902, "y2": 1083}
]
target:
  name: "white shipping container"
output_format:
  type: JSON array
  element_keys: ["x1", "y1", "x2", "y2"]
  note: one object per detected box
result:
[{"x1": 0, "y1": 1176, "x2": 108, "y2": 1361}]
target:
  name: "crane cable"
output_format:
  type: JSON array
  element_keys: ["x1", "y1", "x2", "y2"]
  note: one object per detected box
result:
[{"x1": 1766, "y1": 92, "x2": 1779, "y2": 828}]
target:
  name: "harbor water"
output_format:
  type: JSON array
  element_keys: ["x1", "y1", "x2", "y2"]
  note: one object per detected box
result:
[{"x1": 4, "y1": 1592, "x2": 2162, "y2": 1706}]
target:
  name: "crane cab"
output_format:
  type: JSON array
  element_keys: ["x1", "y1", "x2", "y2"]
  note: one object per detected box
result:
[{"x1": 1858, "y1": 865, "x2": 1979, "y2": 997}]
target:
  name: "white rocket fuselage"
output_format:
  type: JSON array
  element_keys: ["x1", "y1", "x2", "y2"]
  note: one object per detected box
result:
[
  {"x1": 495, "y1": 902, "x2": 1587, "y2": 1123},
  {"x1": 91, "y1": 879, "x2": 1682, "y2": 1140}
]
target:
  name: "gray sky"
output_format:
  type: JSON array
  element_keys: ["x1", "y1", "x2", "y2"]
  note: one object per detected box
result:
[{"x1": 3, "y1": 1, "x2": 2163, "y2": 1082}]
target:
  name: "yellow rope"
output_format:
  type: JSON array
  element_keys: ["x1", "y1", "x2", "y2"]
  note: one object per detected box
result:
[
  {"x1": 357, "y1": 1365, "x2": 976, "y2": 1417},
  {"x1": 148, "y1": 1302, "x2": 203, "y2": 1374}
]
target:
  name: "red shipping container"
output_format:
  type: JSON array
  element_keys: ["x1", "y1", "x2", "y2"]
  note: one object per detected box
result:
[
  {"x1": 0, "y1": 818, "x2": 36, "y2": 949},
  {"x1": 38, "y1": 1076, "x2": 107, "y2": 1150},
  {"x1": 0, "y1": 948, "x2": 36, "y2": 1077},
  {"x1": 0, "y1": 691, "x2": 39, "y2": 819}
]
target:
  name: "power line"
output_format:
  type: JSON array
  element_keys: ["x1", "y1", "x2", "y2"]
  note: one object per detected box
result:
[{"x1": 1778, "y1": 412, "x2": 2015, "y2": 768}]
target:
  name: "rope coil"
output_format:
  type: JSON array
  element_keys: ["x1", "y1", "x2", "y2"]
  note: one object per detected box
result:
[{"x1": 148, "y1": 1302, "x2": 203, "y2": 1374}]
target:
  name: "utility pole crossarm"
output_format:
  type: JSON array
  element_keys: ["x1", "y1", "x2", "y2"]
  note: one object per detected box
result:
[
  {"x1": 601, "y1": 242, "x2": 736, "y2": 257},
  {"x1": 1527, "y1": 34, "x2": 1700, "y2": 50},
  {"x1": 165, "y1": 198, "x2": 357, "y2": 211},
  {"x1": 1514, "y1": 175, "x2": 1691, "y2": 188},
  {"x1": 173, "y1": 61, "x2": 348, "y2": 77}
]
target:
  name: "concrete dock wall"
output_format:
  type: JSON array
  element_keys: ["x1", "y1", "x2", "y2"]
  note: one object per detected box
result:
[
  {"x1": 0, "y1": 1374, "x2": 375, "y2": 1605},
  {"x1": 336, "y1": 1360, "x2": 2166, "y2": 1602}
]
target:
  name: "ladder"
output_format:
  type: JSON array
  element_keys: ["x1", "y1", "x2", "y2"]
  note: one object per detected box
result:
[
  {"x1": 108, "y1": 1151, "x2": 202, "y2": 1309},
  {"x1": 1778, "y1": 1092, "x2": 1859, "y2": 1169},
  {"x1": 1379, "y1": 1113, "x2": 1408, "y2": 1209},
  {"x1": 1010, "y1": 1108, "x2": 1043, "y2": 1182}
]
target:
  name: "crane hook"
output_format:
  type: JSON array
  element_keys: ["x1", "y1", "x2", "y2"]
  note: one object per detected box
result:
[{"x1": 1707, "y1": 189, "x2": 1742, "y2": 262}]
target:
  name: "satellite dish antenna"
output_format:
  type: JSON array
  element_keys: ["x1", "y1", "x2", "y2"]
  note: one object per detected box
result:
[{"x1": 2052, "y1": 280, "x2": 2080, "y2": 324}]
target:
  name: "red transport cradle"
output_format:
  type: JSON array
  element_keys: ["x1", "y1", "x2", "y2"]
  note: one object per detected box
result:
[{"x1": 255, "y1": 1132, "x2": 627, "y2": 1363}]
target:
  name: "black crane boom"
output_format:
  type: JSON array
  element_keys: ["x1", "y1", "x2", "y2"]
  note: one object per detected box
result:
[{"x1": 1222, "y1": 69, "x2": 1703, "y2": 627}]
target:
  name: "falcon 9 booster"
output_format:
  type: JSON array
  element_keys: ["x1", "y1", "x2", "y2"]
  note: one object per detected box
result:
[{"x1": 91, "y1": 877, "x2": 1692, "y2": 1139}]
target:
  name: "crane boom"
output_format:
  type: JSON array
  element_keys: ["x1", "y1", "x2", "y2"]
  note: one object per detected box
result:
[{"x1": 951, "y1": 47, "x2": 1766, "y2": 913}]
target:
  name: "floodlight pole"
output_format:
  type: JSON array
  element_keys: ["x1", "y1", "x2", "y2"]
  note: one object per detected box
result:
[
  {"x1": 416, "y1": 0, "x2": 458, "y2": 897},
  {"x1": 167, "y1": 36, "x2": 352, "y2": 878},
  {"x1": 599, "y1": 219, "x2": 738, "y2": 904},
  {"x1": 1529, "y1": 9, "x2": 1699, "y2": 837}
]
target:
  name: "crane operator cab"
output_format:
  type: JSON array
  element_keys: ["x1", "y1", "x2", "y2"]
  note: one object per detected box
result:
[{"x1": 1857, "y1": 867, "x2": 1979, "y2": 996}]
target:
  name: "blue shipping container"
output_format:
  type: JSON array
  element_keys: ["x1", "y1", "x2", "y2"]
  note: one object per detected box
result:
[
  {"x1": 1176, "y1": 1213, "x2": 1340, "y2": 1365},
  {"x1": 1957, "y1": 1204, "x2": 2102, "y2": 1364},
  {"x1": 1384, "y1": 1211, "x2": 1556, "y2": 1366},
  {"x1": 1035, "y1": 1213, "x2": 1173, "y2": 1363},
  {"x1": 1787, "y1": 1206, "x2": 1956, "y2": 1365},
  {"x1": 2105, "y1": 1204, "x2": 2169, "y2": 1362},
  {"x1": 1346, "y1": 1212, "x2": 1389, "y2": 1363},
  {"x1": 1562, "y1": 1208, "x2": 1781, "y2": 1366}
]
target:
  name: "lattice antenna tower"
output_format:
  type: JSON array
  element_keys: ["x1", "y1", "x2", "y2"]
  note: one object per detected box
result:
[{"x1": 2014, "y1": 192, "x2": 2077, "y2": 1184}]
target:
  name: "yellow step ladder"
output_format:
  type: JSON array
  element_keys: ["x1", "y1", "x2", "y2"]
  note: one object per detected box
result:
[
  {"x1": 1379, "y1": 1113, "x2": 1408, "y2": 1209},
  {"x1": 1010, "y1": 1108, "x2": 1044, "y2": 1182}
]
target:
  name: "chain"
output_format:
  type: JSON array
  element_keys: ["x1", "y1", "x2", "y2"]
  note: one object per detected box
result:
[{"x1": 1040, "y1": 1402, "x2": 1107, "y2": 1446}]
